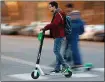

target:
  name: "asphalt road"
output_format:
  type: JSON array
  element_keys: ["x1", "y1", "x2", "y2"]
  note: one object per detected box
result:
[{"x1": 1, "y1": 35, "x2": 104, "y2": 81}]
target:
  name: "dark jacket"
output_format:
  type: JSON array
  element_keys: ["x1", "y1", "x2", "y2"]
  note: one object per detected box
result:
[
  {"x1": 44, "y1": 9, "x2": 65, "y2": 38},
  {"x1": 71, "y1": 18, "x2": 85, "y2": 41}
]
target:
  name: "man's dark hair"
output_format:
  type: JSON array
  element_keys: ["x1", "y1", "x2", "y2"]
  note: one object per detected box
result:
[
  {"x1": 49, "y1": 1, "x2": 58, "y2": 9},
  {"x1": 65, "y1": 3, "x2": 74, "y2": 8}
]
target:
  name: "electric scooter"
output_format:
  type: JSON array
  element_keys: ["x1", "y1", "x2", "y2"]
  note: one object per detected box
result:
[
  {"x1": 64, "y1": 47, "x2": 93, "y2": 72},
  {"x1": 31, "y1": 31, "x2": 72, "y2": 79}
]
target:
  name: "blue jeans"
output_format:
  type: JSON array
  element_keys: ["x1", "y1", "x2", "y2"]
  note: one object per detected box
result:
[{"x1": 53, "y1": 38, "x2": 68, "y2": 71}]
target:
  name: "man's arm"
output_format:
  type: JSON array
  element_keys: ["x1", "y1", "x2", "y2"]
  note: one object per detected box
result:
[{"x1": 44, "y1": 13, "x2": 62, "y2": 30}]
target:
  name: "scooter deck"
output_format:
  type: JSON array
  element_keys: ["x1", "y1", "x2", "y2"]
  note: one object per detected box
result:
[
  {"x1": 44, "y1": 72, "x2": 71, "y2": 77},
  {"x1": 44, "y1": 73, "x2": 65, "y2": 76},
  {"x1": 44, "y1": 65, "x2": 93, "y2": 76},
  {"x1": 43, "y1": 68, "x2": 92, "y2": 76}
]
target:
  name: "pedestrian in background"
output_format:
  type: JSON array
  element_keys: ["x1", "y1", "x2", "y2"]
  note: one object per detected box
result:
[{"x1": 64, "y1": 3, "x2": 85, "y2": 70}]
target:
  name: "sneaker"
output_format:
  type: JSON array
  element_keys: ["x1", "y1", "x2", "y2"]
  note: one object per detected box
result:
[
  {"x1": 71, "y1": 66, "x2": 84, "y2": 73},
  {"x1": 61, "y1": 67, "x2": 71, "y2": 74},
  {"x1": 50, "y1": 70, "x2": 60, "y2": 73},
  {"x1": 71, "y1": 65, "x2": 83, "y2": 69}
]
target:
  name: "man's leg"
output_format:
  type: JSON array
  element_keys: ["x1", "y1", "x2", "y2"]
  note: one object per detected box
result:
[
  {"x1": 53, "y1": 38, "x2": 69, "y2": 71},
  {"x1": 53, "y1": 38, "x2": 62, "y2": 71},
  {"x1": 61, "y1": 37, "x2": 72, "y2": 64},
  {"x1": 71, "y1": 41, "x2": 83, "y2": 68},
  {"x1": 65, "y1": 40, "x2": 72, "y2": 62},
  {"x1": 60, "y1": 39, "x2": 67, "y2": 60}
]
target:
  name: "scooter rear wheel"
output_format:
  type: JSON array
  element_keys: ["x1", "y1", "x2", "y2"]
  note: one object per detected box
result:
[{"x1": 64, "y1": 70, "x2": 72, "y2": 78}]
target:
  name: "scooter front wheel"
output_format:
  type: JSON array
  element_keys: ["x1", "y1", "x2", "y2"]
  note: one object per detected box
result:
[{"x1": 31, "y1": 70, "x2": 40, "y2": 79}]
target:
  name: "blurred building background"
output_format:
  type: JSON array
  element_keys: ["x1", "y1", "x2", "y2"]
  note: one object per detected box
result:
[{"x1": 1, "y1": 1, "x2": 105, "y2": 25}]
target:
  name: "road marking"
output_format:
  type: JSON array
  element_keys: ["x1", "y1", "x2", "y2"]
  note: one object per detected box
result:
[
  {"x1": 72, "y1": 73, "x2": 98, "y2": 78},
  {"x1": 92, "y1": 68, "x2": 104, "y2": 72},
  {"x1": 8, "y1": 73, "x2": 98, "y2": 80},
  {"x1": 8, "y1": 73, "x2": 48, "y2": 80},
  {"x1": 1, "y1": 55, "x2": 53, "y2": 70}
]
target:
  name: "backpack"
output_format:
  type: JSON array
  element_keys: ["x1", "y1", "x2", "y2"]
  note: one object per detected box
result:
[
  {"x1": 79, "y1": 20, "x2": 85, "y2": 35},
  {"x1": 58, "y1": 13, "x2": 72, "y2": 37},
  {"x1": 65, "y1": 16, "x2": 72, "y2": 36}
]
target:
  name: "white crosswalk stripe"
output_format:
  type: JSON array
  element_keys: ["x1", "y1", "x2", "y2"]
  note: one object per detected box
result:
[
  {"x1": 92, "y1": 68, "x2": 104, "y2": 72},
  {"x1": 9, "y1": 73, "x2": 48, "y2": 80},
  {"x1": 1, "y1": 55, "x2": 53, "y2": 70},
  {"x1": 8, "y1": 73, "x2": 98, "y2": 80},
  {"x1": 8, "y1": 68, "x2": 104, "y2": 80}
]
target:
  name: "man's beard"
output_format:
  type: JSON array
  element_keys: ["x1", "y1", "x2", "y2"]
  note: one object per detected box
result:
[{"x1": 51, "y1": 10, "x2": 54, "y2": 12}]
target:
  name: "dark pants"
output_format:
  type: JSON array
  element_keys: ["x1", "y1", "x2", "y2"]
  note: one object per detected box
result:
[
  {"x1": 71, "y1": 39, "x2": 82, "y2": 65},
  {"x1": 63, "y1": 36, "x2": 82, "y2": 66}
]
